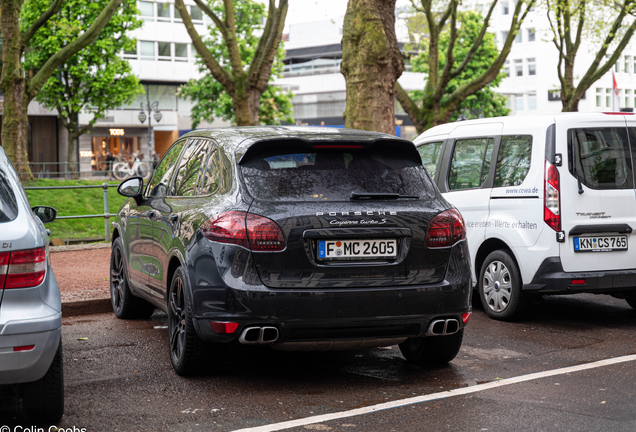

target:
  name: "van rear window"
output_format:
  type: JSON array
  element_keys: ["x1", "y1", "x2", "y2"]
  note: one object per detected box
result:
[
  {"x1": 568, "y1": 128, "x2": 634, "y2": 190},
  {"x1": 0, "y1": 170, "x2": 19, "y2": 223},
  {"x1": 240, "y1": 144, "x2": 436, "y2": 201}
]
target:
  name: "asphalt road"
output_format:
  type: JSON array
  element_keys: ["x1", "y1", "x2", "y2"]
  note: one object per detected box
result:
[{"x1": 2, "y1": 292, "x2": 636, "y2": 432}]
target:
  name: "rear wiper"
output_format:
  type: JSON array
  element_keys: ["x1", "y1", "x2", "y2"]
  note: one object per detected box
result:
[{"x1": 350, "y1": 192, "x2": 419, "y2": 200}]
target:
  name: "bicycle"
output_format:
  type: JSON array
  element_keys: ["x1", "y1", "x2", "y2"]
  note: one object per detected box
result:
[{"x1": 112, "y1": 155, "x2": 151, "y2": 180}]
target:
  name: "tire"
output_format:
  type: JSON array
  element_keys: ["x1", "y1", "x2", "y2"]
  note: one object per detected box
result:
[
  {"x1": 168, "y1": 267, "x2": 210, "y2": 376},
  {"x1": 23, "y1": 337, "x2": 64, "y2": 424},
  {"x1": 626, "y1": 297, "x2": 636, "y2": 309},
  {"x1": 399, "y1": 329, "x2": 464, "y2": 366},
  {"x1": 110, "y1": 237, "x2": 155, "y2": 319},
  {"x1": 136, "y1": 162, "x2": 150, "y2": 179},
  {"x1": 112, "y1": 162, "x2": 129, "y2": 180},
  {"x1": 479, "y1": 249, "x2": 529, "y2": 321}
]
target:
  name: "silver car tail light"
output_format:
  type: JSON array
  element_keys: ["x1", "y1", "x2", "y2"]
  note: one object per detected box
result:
[{"x1": 2, "y1": 247, "x2": 46, "y2": 289}]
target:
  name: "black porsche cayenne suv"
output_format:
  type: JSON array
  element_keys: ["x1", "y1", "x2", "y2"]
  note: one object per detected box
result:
[{"x1": 111, "y1": 126, "x2": 472, "y2": 375}]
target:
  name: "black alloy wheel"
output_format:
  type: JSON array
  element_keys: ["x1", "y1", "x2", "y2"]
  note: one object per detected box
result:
[
  {"x1": 399, "y1": 329, "x2": 464, "y2": 366},
  {"x1": 110, "y1": 237, "x2": 155, "y2": 319},
  {"x1": 168, "y1": 267, "x2": 210, "y2": 376}
]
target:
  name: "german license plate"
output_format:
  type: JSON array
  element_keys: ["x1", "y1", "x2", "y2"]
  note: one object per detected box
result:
[
  {"x1": 573, "y1": 236, "x2": 628, "y2": 252},
  {"x1": 317, "y1": 239, "x2": 397, "y2": 260}
]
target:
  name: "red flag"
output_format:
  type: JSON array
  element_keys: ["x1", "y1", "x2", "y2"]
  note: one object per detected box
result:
[{"x1": 612, "y1": 71, "x2": 620, "y2": 111}]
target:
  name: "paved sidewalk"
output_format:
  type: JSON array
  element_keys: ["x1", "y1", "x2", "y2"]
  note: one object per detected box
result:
[{"x1": 50, "y1": 244, "x2": 112, "y2": 316}]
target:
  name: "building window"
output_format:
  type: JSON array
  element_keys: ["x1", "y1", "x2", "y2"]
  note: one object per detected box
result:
[
  {"x1": 616, "y1": 62, "x2": 620, "y2": 72},
  {"x1": 596, "y1": 88, "x2": 602, "y2": 108},
  {"x1": 138, "y1": 1, "x2": 154, "y2": 21},
  {"x1": 516, "y1": 95, "x2": 524, "y2": 111},
  {"x1": 502, "y1": 1, "x2": 509, "y2": 14},
  {"x1": 625, "y1": 56, "x2": 631, "y2": 74},
  {"x1": 157, "y1": 2, "x2": 171, "y2": 21},
  {"x1": 500, "y1": 31, "x2": 509, "y2": 43},
  {"x1": 190, "y1": 5, "x2": 203, "y2": 21},
  {"x1": 527, "y1": 58, "x2": 536, "y2": 76},
  {"x1": 606, "y1": 88, "x2": 612, "y2": 108},
  {"x1": 514, "y1": 59, "x2": 523, "y2": 77},
  {"x1": 123, "y1": 43, "x2": 137, "y2": 60},
  {"x1": 527, "y1": 28, "x2": 535, "y2": 42},
  {"x1": 140, "y1": 41, "x2": 155, "y2": 61},
  {"x1": 626, "y1": 89, "x2": 632, "y2": 108},
  {"x1": 504, "y1": 60, "x2": 510, "y2": 77},
  {"x1": 158, "y1": 42, "x2": 171, "y2": 61},
  {"x1": 175, "y1": 43, "x2": 188, "y2": 62},
  {"x1": 528, "y1": 94, "x2": 537, "y2": 110},
  {"x1": 514, "y1": 32, "x2": 522, "y2": 43}
]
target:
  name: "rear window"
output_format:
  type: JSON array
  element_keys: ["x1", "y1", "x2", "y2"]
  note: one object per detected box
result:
[
  {"x1": 240, "y1": 144, "x2": 436, "y2": 201},
  {"x1": 568, "y1": 128, "x2": 634, "y2": 190},
  {"x1": 0, "y1": 170, "x2": 19, "y2": 222}
]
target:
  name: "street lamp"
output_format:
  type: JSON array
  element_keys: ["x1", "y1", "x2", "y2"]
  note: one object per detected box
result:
[{"x1": 138, "y1": 91, "x2": 161, "y2": 166}]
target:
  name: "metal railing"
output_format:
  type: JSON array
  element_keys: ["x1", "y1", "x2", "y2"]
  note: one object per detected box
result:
[
  {"x1": 14, "y1": 162, "x2": 84, "y2": 179},
  {"x1": 24, "y1": 183, "x2": 118, "y2": 242}
]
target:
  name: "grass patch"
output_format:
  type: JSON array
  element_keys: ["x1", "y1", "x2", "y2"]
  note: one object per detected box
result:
[{"x1": 23, "y1": 179, "x2": 127, "y2": 240}]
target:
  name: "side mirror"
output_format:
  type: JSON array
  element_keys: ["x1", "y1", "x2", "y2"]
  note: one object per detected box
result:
[
  {"x1": 32, "y1": 206, "x2": 57, "y2": 223},
  {"x1": 118, "y1": 177, "x2": 144, "y2": 204}
]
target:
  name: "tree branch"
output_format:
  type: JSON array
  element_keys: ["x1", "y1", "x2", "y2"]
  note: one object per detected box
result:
[
  {"x1": 175, "y1": 0, "x2": 233, "y2": 92},
  {"x1": 435, "y1": 1, "x2": 457, "y2": 101},
  {"x1": 395, "y1": 81, "x2": 423, "y2": 133},
  {"x1": 450, "y1": 0, "x2": 498, "y2": 79},
  {"x1": 248, "y1": 0, "x2": 288, "y2": 92},
  {"x1": 21, "y1": 0, "x2": 64, "y2": 46},
  {"x1": 193, "y1": 0, "x2": 227, "y2": 33},
  {"x1": 27, "y1": 0, "x2": 124, "y2": 100},
  {"x1": 222, "y1": 0, "x2": 246, "y2": 77}
]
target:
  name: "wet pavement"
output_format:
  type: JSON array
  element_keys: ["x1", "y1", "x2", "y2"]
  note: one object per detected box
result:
[{"x1": 1, "y1": 292, "x2": 635, "y2": 431}]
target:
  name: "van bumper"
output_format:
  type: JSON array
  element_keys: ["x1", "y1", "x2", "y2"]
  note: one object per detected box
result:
[{"x1": 524, "y1": 257, "x2": 636, "y2": 294}]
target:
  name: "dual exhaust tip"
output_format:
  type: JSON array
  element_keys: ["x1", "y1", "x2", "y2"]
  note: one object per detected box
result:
[
  {"x1": 426, "y1": 319, "x2": 460, "y2": 336},
  {"x1": 239, "y1": 326, "x2": 279, "y2": 344}
]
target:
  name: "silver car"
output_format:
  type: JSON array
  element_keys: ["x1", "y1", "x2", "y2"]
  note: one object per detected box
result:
[{"x1": 0, "y1": 146, "x2": 63, "y2": 423}]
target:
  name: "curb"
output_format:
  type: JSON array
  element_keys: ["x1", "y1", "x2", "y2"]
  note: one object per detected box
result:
[
  {"x1": 51, "y1": 243, "x2": 111, "y2": 252},
  {"x1": 62, "y1": 298, "x2": 112, "y2": 317}
]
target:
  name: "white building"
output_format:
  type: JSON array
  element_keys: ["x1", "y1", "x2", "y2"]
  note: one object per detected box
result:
[{"x1": 486, "y1": 1, "x2": 636, "y2": 115}]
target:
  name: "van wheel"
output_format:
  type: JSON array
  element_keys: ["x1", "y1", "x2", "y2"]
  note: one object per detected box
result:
[
  {"x1": 399, "y1": 329, "x2": 464, "y2": 366},
  {"x1": 479, "y1": 250, "x2": 529, "y2": 321},
  {"x1": 626, "y1": 297, "x2": 636, "y2": 309}
]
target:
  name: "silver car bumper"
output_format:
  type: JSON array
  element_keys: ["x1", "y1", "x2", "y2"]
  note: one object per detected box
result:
[{"x1": 0, "y1": 267, "x2": 62, "y2": 385}]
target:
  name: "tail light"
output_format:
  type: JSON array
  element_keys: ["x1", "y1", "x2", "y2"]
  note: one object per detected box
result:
[
  {"x1": 0, "y1": 247, "x2": 47, "y2": 289},
  {"x1": 200, "y1": 211, "x2": 286, "y2": 251},
  {"x1": 544, "y1": 160, "x2": 561, "y2": 231},
  {"x1": 425, "y1": 209, "x2": 466, "y2": 248}
]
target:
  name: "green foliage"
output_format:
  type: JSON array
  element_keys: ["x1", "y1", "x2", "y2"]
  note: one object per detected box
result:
[
  {"x1": 408, "y1": 10, "x2": 510, "y2": 120},
  {"x1": 179, "y1": 0, "x2": 293, "y2": 127},
  {"x1": 24, "y1": 179, "x2": 126, "y2": 240},
  {"x1": 22, "y1": 0, "x2": 143, "y2": 140}
]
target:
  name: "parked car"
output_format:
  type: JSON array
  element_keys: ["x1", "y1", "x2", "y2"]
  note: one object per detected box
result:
[
  {"x1": 414, "y1": 113, "x2": 636, "y2": 321},
  {"x1": 0, "y1": 147, "x2": 63, "y2": 423},
  {"x1": 111, "y1": 127, "x2": 472, "y2": 375}
]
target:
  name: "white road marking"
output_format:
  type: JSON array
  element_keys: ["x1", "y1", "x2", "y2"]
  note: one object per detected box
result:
[{"x1": 231, "y1": 354, "x2": 636, "y2": 432}]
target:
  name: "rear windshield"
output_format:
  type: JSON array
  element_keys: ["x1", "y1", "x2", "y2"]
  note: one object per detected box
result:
[
  {"x1": 568, "y1": 128, "x2": 634, "y2": 190},
  {"x1": 0, "y1": 170, "x2": 19, "y2": 222},
  {"x1": 240, "y1": 145, "x2": 436, "y2": 201}
]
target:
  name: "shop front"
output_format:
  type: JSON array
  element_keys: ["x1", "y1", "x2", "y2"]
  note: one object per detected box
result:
[{"x1": 84, "y1": 127, "x2": 149, "y2": 175}]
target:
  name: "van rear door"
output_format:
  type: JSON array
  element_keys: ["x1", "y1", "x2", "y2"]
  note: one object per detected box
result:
[{"x1": 559, "y1": 116, "x2": 636, "y2": 272}]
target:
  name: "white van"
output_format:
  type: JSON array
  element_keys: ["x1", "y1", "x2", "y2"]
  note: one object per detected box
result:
[{"x1": 414, "y1": 113, "x2": 636, "y2": 320}]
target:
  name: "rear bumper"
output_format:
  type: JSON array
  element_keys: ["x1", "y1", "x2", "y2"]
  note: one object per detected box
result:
[
  {"x1": 193, "y1": 241, "x2": 473, "y2": 344},
  {"x1": 525, "y1": 257, "x2": 636, "y2": 295},
  {"x1": 0, "y1": 328, "x2": 61, "y2": 385}
]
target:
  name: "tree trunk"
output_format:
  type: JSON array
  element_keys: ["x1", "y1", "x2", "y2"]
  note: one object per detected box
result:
[
  {"x1": 66, "y1": 114, "x2": 80, "y2": 179},
  {"x1": 341, "y1": 0, "x2": 403, "y2": 135},
  {"x1": 0, "y1": 0, "x2": 32, "y2": 178},
  {"x1": 233, "y1": 87, "x2": 262, "y2": 126}
]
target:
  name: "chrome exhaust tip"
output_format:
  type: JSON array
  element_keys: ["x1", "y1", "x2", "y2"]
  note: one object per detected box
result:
[
  {"x1": 426, "y1": 319, "x2": 460, "y2": 336},
  {"x1": 238, "y1": 326, "x2": 279, "y2": 344}
]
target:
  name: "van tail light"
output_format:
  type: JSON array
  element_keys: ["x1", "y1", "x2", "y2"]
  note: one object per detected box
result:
[
  {"x1": 425, "y1": 209, "x2": 466, "y2": 248},
  {"x1": 200, "y1": 211, "x2": 286, "y2": 251},
  {"x1": 544, "y1": 160, "x2": 561, "y2": 232},
  {"x1": 1, "y1": 247, "x2": 47, "y2": 289}
]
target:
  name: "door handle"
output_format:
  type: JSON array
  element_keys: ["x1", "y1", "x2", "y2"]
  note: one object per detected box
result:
[{"x1": 170, "y1": 214, "x2": 179, "y2": 223}]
